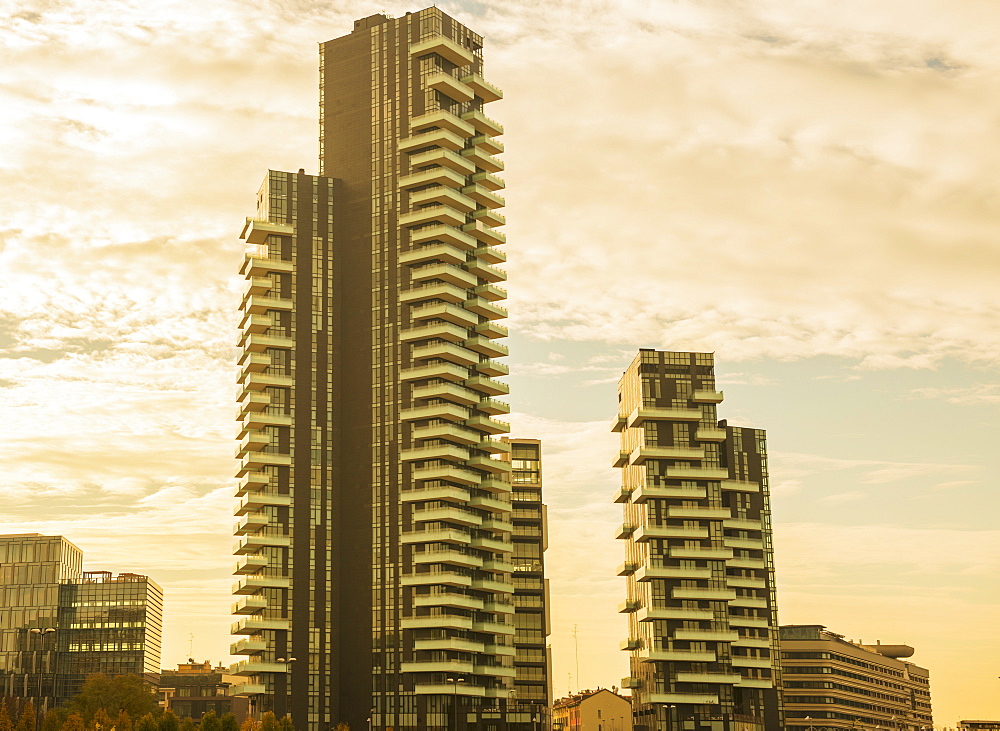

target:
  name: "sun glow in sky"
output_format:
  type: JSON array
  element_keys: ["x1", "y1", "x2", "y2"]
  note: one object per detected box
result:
[{"x1": 2, "y1": 0, "x2": 999, "y2": 723}]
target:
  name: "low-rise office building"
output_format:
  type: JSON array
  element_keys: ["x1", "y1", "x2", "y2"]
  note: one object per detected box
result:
[
  {"x1": 960, "y1": 723, "x2": 1000, "y2": 730},
  {"x1": 553, "y1": 689, "x2": 633, "y2": 731},
  {"x1": 779, "y1": 625, "x2": 932, "y2": 730},
  {"x1": 159, "y1": 661, "x2": 249, "y2": 720}
]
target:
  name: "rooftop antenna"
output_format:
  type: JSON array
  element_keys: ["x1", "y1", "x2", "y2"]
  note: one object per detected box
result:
[
  {"x1": 188, "y1": 633, "x2": 194, "y2": 657},
  {"x1": 573, "y1": 624, "x2": 580, "y2": 692}
]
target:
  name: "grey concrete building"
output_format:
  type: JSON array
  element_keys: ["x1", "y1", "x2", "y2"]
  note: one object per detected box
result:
[{"x1": 613, "y1": 350, "x2": 782, "y2": 731}]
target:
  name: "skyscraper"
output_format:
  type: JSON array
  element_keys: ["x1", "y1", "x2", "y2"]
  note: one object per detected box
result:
[
  {"x1": 613, "y1": 350, "x2": 782, "y2": 731},
  {"x1": 232, "y1": 8, "x2": 515, "y2": 730}
]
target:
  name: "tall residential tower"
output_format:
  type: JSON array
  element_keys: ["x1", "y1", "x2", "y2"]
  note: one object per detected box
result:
[
  {"x1": 613, "y1": 350, "x2": 783, "y2": 731},
  {"x1": 231, "y1": 9, "x2": 516, "y2": 731}
]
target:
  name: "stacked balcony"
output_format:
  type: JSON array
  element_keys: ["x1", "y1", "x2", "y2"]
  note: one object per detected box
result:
[
  {"x1": 401, "y1": 36, "x2": 512, "y2": 698},
  {"x1": 230, "y1": 232, "x2": 296, "y2": 699}
]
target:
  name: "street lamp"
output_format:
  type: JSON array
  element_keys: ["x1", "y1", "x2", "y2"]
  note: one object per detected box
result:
[
  {"x1": 29, "y1": 628, "x2": 56, "y2": 714},
  {"x1": 446, "y1": 677, "x2": 466, "y2": 731}
]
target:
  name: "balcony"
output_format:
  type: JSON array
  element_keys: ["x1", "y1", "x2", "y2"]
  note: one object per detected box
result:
[
  {"x1": 630, "y1": 484, "x2": 707, "y2": 502},
  {"x1": 476, "y1": 360, "x2": 508, "y2": 378},
  {"x1": 412, "y1": 381, "x2": 480, "y2": 406},
  {"x1": 400, "y1": 443, "x2": 470, "y2": 463},
  {"x1": 633, "y1": 524, "x2": 709, "y2": 542},
  {"x1": 236, "y1": 430, "x2": 268, "y2": 455},
  {"x1": 402, "y1": 571, "x2": 473, "y2": 588},
  {"x1": 409, "y1": 185, "x2": 476, "y2": 212},
  {"x1": 461, "y1": 109, "x2": 504, "y2": 136},
  {"x1": 470, "y1": 535, "x2": 511, "y2": 554},
  {"x1": 241, "y1": 333, "x2": 293, "y2": 353},
  {"x1": 728, "y1": 557, "x2": 766, "y2": 569},
  {"x1": 732, "y1": 636, "x2": 771, "y2": 648},
  {"x1": 464, "y1": 414, "x2": 509, "y2": 435},
  {"x1": 474, "y1": 398, "x2": 510, "y2": 416},
  {"x1": 726, "y1": 576, "x2": 766, "y2": 589},
  {"x1": 646, "y1": 692, "x2": 720, "y2": 705},
  {"x1": 234, "y1": 533, "x2": 291, "y2": 554},
  {"x1": 411, "y1": 422, "x2": 481, "y2": 445},
  {"x1": 402, "y1": 528, "x2": 472, "y2": 546},
  {"x1": 230, "y1": 660, "x2": 289, "y2": 675},
  {"x1": 471, "y1": 209, "x2": 505, "y2": 228},
  {"x1": 635, "y1": 648, "x2": 717, "y2": 663},
  {"x1": 470, "y1": 172, "x2": 504, "y2": 193},
  {"x1": 472, "y1": 619, "x2": 514, "y2": 635},
  {"x1": 470, "y1": 576, "x2": 513, "y2": 593},
  {"x1": 463, "y1": 221, "x2": 506, "y2": 246},
  {"x1": 233, "y1": 554, "x2": 268, "y2": 575},
  {"x1": 671, "y1": 629, "x2": 740, "y2": 642},
  {"x1": 411, "y1": 464, "x2": 481, "y2": 486},
  {"x1": 729, "y1": 656, "x2": 773, "y2": 668},
  {"x1": 465, "y1": 298, "x2": 507, "y2": 320},
  {"x1": 728, "y1": 596, "x2": 769, "y2": 609},
  {"x1": 469, "y1": 134, "x2": 504, "y2": 155},
  {"x1": 464, "y1": 375, "x2": 508, "y2": 396},
  {"x1": 724, "y1": 517, "x2": 763, "y2": 531},
  {"x1": 232, "y1": 576, "x2": 290, "y2": 594},
  {"x1": 400, "y1": 281, "x2": 468, "y2": 305},
  {"x1": 399, "y1": 205, "x2": 467, "y2": 229},
  {"x1": 229, "y1": 683, "x2": 266, "y2": 697},
  {"x1": 413, "y1": 637, "x2": 485, "y2": 653},
  {"x1": 241, "y1": 295, "x2": 293, "y2": 315},
  {"x1": 468, "y1": 493, "x2": 510, "y2": 513},
  {"x1": 691, "y1": 390, "x2": 724, "y2": 403},
  {"x1": 400, "y1": 361, "x2": 470, "y2": 384},
  {"x1": 461, "y1": 73, "x2": 503, "y2": 102},
  {"x1": 241, "y1": 218, "x2": 294, "y2": 245},
  {"x1": 636, "y1": 606, "x2": 714, "y2": 622},
  {"x1": 720, "y1": 479, "x2": 761, "y2": 493},
  {"x1": 464, "y1": 337, "x2": 508, "y2": 358},
  {"x1": 634, "y1": 564, "x2": 712, "y2": 582},
  {"x1": 425, "y1": 72, "x2": 474, "y2": 102},
  {"x1": 413, "y1": 505, "x2": 482, "y2": 526},
  {"x1": 669, "y1": 506, "x2": 732, "y2": 520},
  {"x1": 613, "y1": 486, "x2": 632, "y2": 504},
  {"x1": 462, "y1": 147, "x2": 504, "y2": 173},
  {"x1": 474, "y1": 321, "x2": 508, "y2": 340},
  {"x1": 398, "y1": 127, "x2": 467, "y2": 153},
  {"x1": 626, "y1": 406, "x2": 703, "y2": 426},
  {"x1": 478, "y1": 478, "x2": 512, "y2": 496},
  {"x1": 480, "y1": 515, "x2": 512, "y2": 532},
  {"x1": 461, "y1": 184, "x2": 505, "y2": 209},
  {"x1": 240, "y1": 256, "x2": 293, "y2": 277},
  {"x1": 410, "y1": 223, "x2": 478, "y2": 250},
  {"x1": 735, "y1": 678, "x2": 773, "y2": 689},
  {"x1": 481, "y1": 557, "x2": 515, "y2": 573},
  {"x1": 240, "y1": 372, "x2": 294, "y2": 392},
  {"x1": 413, "y1": 592, "x2": 483, "y2": 611},
  {"x1": 400, "y1": 321, "x2": 469, "y2": 344},
  {"x1": 398, "y1": 167, "x2": 467, "y2": 190},
  {"x1": 410, "y1": 262, "x2": 478, "y2": 288},
  {"x1": 400, "y1": 485, "x2": 470, "y2": 504},
  {"x1": 410, "y1": 36, "x2": 475, "y2": 67},
  {"x1": 244, "y1": 277, "x2": 272, "y2": 296},
  {"x1": 675, "y1": 671, "x2": 743, "y2": 685},
  {"x1": 413, "y1": 683, "x2": 486, "y2": 697},
  {"x1": 627, "y1": 445, "x2": 706, "y2": 465},
  {"x1": 234, "y1": 511, "x2": 269, "y2": 535},
  {"x1": 667, "y1": 546, "x2": 734, "y2": 560},
  {"x1": 410, "y1": 549, "x2": 483, "y2": 569},
  {"x1": 238, "y1": 450, "x2": 291, "y2": 474},
  {"x1": 472, "y1": 283, "x2": 507, "y2": 301},
  {"x1": 230, "y1": 638, "x2": 267, "y2": 655},
  {"x1": 671, "y1": 587, "x2": 736, "y2": 601},
  {"x1": 615, "y1": 523, "x2": 636, "y2": 540},
  {"x1": 410, "y1": 301, "x2": 479, "y2": 327},
  {"x1": 472, "y1": 245, "x2": 506, "y2": 265},
  {"x1": 616, "y1": 561, "x2": 638, "y2": 576},
  {"x1": 724, "y1": 536, "x2": 765, "y2": 550},
  {"x1": 401, "y1": 659, "x2": 475, "y2": 674},
  {"x1": 232, "y1": 596, "x2": 268, "y2": 615},
  {"x1": 663, "y1": 466, "x2": 731, "y2": 480},
  {"x1": 410, "y1": 341, "x2": 480, "y2": 367},
  {"x1": 400, "y1": 401, "x2": 470, "y2": 423},
  {"x1": 466, "y1": 260, "x2": 505, "y2": 284},
  {"x1": 231, "y1": 617, "x2": 291, "y2": 634},
  {"x1": 695, "y1": 427, "x2": 728, "y2": 441},
  {"x1": 618, "y1": 599, "x2": 640, "y2": 613},
  {"x1": 728, "y1": 615, "x2": 770, "y2": 628},
  {"x1": 410, "y1": 147, "x2": 476, "y2": 175},
  {"x1": 409, "y1": 109, "x2": 475, "y2": 137}
]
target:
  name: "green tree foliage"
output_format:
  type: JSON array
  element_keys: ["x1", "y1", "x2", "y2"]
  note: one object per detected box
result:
[
  {"x1": 257, "y1": 714, "x2": 278, "y2": 731},
  {"x1": 0, "y1": 699, "x2": 15, "y2": 731},
  {"x1": 67, "y1": 675, "x2": 158, "y2": 722},
  {"x1": 178, "y1": 719, "x2": 195, "y2": 731},
  {"x1": 157, "y1": 711, "x2": 178, "y2": 731},
  {"x1": 16, "y1": 700, "x2": 36, "y2": 731},
  {"x1": 133, "y1": 715, "x2": 157, "y2": 731},
  {"x1": 217, "y1": 714, "x2": 238, "y2": 731},
  {"x1": 334, "y1": 724, "x2": 349, "y2": 731},
  {"x1": 89, "y1": 709, "x2": 112, "y2": 731},
  {"x1": 198, "y1": 712, "x2": 219, "y2": 731},
  {"x1": 277, "y1": 717, "x2": 293, "y2": 731},
  {"x1": 60, "y1": 716, "x2": 84, "y2": 731},
  {"x1": 114, "y1": 711, "x2": 132, "y2": 731},
  {"x1": 41, "y1": 711, "x2": 60, "y2": 731},
  {"x1": 237, "y1": 718, "x2": 258, "y2": 731}
]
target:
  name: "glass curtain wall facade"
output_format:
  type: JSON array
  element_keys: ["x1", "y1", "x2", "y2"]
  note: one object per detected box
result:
[
  {"x1": 613, "y1": 350, "x2": 782, "y2": 731},
  {"x1": 56, "y1": 572, "x2": 163, "y2": 703},
  {"x1": 504, "y1": 439, "x2": 551, "y2": 728},
  {"x1": 0, "y1": 535, "x2": 82, "y2": 712},
  {"x1": 232, "y1": 9, "x2": 511, "y2": 727}
]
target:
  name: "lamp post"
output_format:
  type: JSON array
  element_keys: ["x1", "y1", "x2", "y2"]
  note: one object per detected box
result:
[
  {"x1": 29, "y1": 628, "x2": 56, "y2": 714},
  {"x1": 446, "y1": 677, "x2": 466, "y2": 731}
]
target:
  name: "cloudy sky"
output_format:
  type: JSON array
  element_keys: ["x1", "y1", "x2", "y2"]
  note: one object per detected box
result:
[{"x1": 2, "y1": 0, "x2": 999, "y2": 723}]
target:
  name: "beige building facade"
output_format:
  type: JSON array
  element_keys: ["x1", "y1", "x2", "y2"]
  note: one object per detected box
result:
[
  {"x1": 553, "y1": 689, "x2": 633, "y2": 731},
  {"x1": 779, "y1": 625, "x2": 932, "y2": 730}
]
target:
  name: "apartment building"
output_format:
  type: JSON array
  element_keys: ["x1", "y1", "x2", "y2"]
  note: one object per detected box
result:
[{"x1": 614, "y1": 350, "x2": 782, "y2": 731}]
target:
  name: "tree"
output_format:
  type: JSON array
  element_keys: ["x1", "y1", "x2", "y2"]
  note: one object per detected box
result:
[
  {"x1": 89, "y1": 709, "x2": 112, "y2": 731},
  {"x1": 133, "y1": 716, "x2": 157, "y2": 731},
  {"x1": 333, "y1": 723, "x2": 349, "y2": 731},
  {"x1": 66, "y1": 675, "x2": 158, "y2": 722},
  {"x1": 0, "y1": 699, "x2": 15, "y2": 731},
  {"x1": 113, "y1": 711, "x2": 132, "y2": 731},
  {"x1": 41, "y1": 711, "x2": 60, "y2": 731},
  {"x1": 157, "y1": 711, "x2": 178, "y2": 731},
  {"x1": 217, "y1": 714, "x2": 238, "y2": 731},
  {"x1": 258, "y1": 715, "x2": 278, "y2": 731},
  {"x1": 60, "y1": 716, "x2": 84, "y2": 731},
  {"x1": 16, "y1": 701, "x2": 36, "y2": 731},
  {"x1": 237, "y1": 718, "x2": 257, "y2": 731},
  {"x1": 277, "y1": 717, "x2": 293, "y2": 731},
  {"x1": 178, "y1": 719, "x2": 195, "y2": 731}
]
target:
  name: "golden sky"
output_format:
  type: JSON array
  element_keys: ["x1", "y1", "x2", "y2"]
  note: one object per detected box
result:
[{"x1": 2, "y1": 0, "x2": 999, "y2": 723}]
